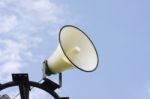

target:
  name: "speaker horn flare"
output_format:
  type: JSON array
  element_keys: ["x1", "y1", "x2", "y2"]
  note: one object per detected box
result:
[{"x1": 44, "y1": 25, "x2": 99, "y2": 75}]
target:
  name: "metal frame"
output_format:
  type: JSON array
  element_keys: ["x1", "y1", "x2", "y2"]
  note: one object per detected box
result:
[{"x1": 0, "y1": 74, "x2": 69, "y2": 99}]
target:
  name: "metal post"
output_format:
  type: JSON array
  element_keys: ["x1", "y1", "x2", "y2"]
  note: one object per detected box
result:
[{"x1": 59, "y1": 73, "x2": 62, "y2": 88}]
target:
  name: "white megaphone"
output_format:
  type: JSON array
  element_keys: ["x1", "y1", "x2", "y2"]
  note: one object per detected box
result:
[{"x1": 43, "y1": 25, "x2": 99, "y2": 76}]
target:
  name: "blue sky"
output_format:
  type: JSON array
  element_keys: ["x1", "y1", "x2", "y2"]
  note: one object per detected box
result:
[{"x1": 0, "y1": 0, "x2": 150, "y2": 99}]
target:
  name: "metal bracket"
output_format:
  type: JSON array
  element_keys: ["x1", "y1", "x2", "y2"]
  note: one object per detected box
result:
[
  {"x1": 41, "y1": 78, "x2": 60, "y2": 91},
  {"x1": 42, "y1": 60, "x2": 63, "y2": 88},
  {"x1": 12, "y1": 74, "x2": 30, "y2": 99},
  {"x1": 0, "y1": 73, "x2": 69, "y2": 99},
  {"x1": 12, "y1": 73, "x2": 29, "y2": 82}
]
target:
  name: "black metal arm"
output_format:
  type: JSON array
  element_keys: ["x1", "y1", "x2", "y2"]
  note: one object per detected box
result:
[{"x1": 0, "y1": 73, "x2": 69, "y2": 99}]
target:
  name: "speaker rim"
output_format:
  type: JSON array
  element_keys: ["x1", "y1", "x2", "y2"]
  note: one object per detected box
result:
[{"x1": 59, "y1": 25, "x2": 99, "y2": 72}]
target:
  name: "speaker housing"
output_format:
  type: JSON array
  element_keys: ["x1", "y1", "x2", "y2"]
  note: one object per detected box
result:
[{"x1": 44, "y1": 25, "x2": 99, "y2": 75}]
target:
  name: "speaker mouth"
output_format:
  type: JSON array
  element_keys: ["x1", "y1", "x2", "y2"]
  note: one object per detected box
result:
[{"x1": 59, "y1": 25, "x2": 99, "y2": 72}]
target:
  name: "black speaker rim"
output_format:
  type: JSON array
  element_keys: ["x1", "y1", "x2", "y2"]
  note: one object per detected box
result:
[{"x1": 58, "y1": 25, "x2": 99, "y2": 72}]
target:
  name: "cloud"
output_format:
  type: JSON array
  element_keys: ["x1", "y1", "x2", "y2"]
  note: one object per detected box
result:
[
  {"x1": 0, "y1": 0, "x2": 65, "y2": 82},
  {"x1": 0, "y1": 15, "x2": 18, "y2": 33},
  {"x1": 0, "y1": 0, "x2": 67, "y2": 98}
]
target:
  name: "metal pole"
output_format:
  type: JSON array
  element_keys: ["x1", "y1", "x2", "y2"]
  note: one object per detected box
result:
[{"x1": 59, "y1": 73, "x2": 62, "y2": 88}]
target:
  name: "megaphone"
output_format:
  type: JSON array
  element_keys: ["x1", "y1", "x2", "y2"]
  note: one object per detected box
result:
[{"x1": 43, "y1": 25, "x2": 99, "y2": 76}]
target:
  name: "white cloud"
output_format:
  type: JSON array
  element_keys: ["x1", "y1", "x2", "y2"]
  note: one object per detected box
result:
[
  {"x1": 0, "y1": 15, "x2": 18, "y2": 33},
  {"x1": 0, "y1": 0, "x2": 67, "y2": 98},
  {"x1": 0, "y1": 0, "x2": 64, "y2": 81}
]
